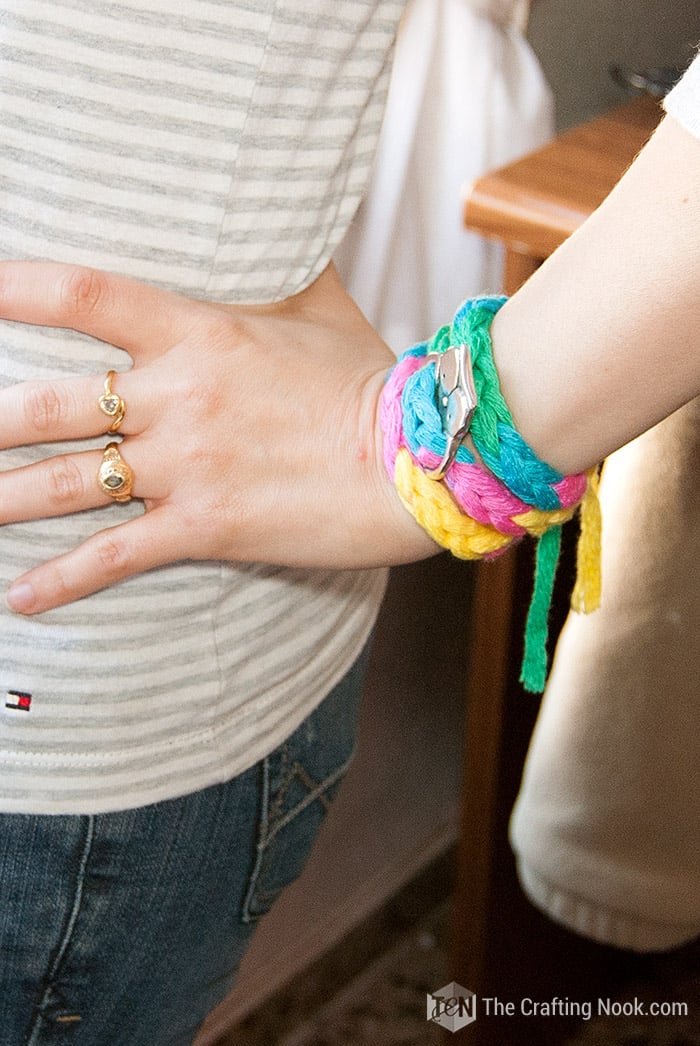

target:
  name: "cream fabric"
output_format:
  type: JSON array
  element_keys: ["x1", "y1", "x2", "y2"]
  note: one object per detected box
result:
[{"x1": 511, "y1": 400, "x2": 700, "y2": 951}]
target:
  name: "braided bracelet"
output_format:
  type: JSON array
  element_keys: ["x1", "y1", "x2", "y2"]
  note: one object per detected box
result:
[{"x1": 380, "y1": 296, "x2": 601, "y2": 693}]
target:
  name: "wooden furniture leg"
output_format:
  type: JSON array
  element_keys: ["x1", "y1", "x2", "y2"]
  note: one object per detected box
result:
[
  {"x1": 451, "y1": 548, "x2": 518, "y2": 1000},
  {"x1": 503, "y1": 249, "x2": 539, "y2": 297}
]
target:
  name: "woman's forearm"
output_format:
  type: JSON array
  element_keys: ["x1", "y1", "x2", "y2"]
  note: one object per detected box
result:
[{"x1": 490, "y1": 112, "x2": 700, "y2": 476}]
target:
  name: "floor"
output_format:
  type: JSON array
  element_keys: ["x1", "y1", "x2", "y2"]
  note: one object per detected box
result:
[{"x1": 211, "y1": 848, "x2": 700, "y2": 1046}]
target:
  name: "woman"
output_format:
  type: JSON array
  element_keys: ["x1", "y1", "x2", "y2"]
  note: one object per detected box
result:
[{"x1": 0, "y1": 5, "x2": 698, "y2": 1043}]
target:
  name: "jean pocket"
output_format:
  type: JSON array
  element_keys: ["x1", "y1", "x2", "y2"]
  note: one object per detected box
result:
[{"x1": 240, "y1": 655, "x2": 366, "y2": 924}]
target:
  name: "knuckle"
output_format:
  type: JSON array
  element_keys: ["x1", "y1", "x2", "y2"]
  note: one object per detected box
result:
[
  {"x1": 182, "y1": 381, "x2": 225, "y2": 423},
  {"x1": 60, "y1": 266, "x2": 109, "y2": 318},
  {"x1": 93, "y1": 533, "x2": 131, "y2": 578},
  {"x1": 173, "y1": 490, "x2": 225, "y2": 547},
  {"x1": 23, "y1": 382, "x2": 66, "y2": 434},
  {"x1": 46, "y1": 455, "x2": 85, "y2": 506}
]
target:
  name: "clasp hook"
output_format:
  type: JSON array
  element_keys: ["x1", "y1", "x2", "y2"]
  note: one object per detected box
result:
[{"x1": 424, "y1": 344, "x2": 477, "y2": 480}]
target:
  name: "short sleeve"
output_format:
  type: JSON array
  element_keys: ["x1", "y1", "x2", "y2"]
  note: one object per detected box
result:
[{"x1": 664, "y1": 51, "x2": 700, "y2": 141}]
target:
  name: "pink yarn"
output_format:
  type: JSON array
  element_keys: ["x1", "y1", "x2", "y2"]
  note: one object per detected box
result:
[{"x1": 380, "y1": 353, "x2": 424, "y2": 475}]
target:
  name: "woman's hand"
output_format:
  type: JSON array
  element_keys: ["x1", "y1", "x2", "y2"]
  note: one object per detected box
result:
[{"x1": 0, "y1": 261, "x2": 437, "y2": 614}]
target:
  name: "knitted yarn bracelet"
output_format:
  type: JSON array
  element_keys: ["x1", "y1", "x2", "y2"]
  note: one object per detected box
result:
[{"x1": 380, "y1": 295, "x2": 602, "y2": 693}]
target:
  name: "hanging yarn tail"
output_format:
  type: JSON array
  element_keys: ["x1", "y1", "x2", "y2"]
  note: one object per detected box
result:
[
  {"x1": 521, "y1": 466, "x2": 602, "y2": 691},
  {"x1": 520, "y1": 526, "x2": 563, "y2": 693},
  {"x1": 571, "y1": 466, "x2": 603, "y2": 614}
]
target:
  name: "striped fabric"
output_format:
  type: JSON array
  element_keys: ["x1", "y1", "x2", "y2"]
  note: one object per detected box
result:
[{"x1": 0, "y1": 0, "x2": 402, "y2": 813}]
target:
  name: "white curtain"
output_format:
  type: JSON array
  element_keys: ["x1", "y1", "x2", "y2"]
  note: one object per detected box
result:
[{"x1": 334, "y1": 0, "x2": 553, "y2": 352}]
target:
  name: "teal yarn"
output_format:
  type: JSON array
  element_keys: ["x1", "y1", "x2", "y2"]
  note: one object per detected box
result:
[{"x1": 453, "y1": 298, "x2": 564, "y2": 508}]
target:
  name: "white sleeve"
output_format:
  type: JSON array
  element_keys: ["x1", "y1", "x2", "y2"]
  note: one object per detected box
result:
[{"x1": 664, "y1": 51, "x2": 700, "y2": 140}]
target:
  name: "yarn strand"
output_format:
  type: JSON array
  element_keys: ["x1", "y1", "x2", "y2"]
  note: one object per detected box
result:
[{"x1": 521, "y1": 526, "x2": 563, "y2": 693}]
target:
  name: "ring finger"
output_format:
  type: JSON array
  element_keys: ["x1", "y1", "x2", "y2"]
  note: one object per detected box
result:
[{"x1": 0, "y1": 441, "x2": 159, "y2": 524}]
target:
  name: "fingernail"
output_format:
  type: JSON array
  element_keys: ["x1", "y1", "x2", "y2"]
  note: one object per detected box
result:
[{"x1": 6, "y1": 582, "x2": 36, "y2": 614}]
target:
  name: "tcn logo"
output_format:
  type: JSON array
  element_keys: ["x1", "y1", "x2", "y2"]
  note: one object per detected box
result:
[{"x1": 427, "y1": 982, "x2": 477, "y2": 1033}]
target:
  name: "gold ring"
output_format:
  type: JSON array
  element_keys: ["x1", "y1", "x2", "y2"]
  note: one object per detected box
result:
[
  {"x1": 98, "y1": 370, "x2": 126, "y2": 432},
  {"x1": 97, "y1": 442, "x2": 134, "y2": 502}
]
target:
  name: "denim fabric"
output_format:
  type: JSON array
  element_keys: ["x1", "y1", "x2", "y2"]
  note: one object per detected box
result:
[{"x1": 0, "y1": 654, "x2": 366, "y2": 1046}]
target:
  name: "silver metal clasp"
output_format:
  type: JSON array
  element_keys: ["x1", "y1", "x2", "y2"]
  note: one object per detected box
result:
[{"x1": 424, "y1": 344, "x2": 477, "y2": 480}]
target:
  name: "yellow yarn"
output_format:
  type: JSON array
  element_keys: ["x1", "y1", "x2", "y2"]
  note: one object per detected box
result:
[
  {"x1": 395, "y1": 448, "x2": 583, "y2": 559},
  {"x1": 396, "y1": 450, "x2": 602, "y2": 618},
  {"x1": 394, "y1": 449, "x2": 511, "y2": 558},
  {"x1": 571, "y1": 466, "x2": 603, "y2": 613},
  {"x1": 511, "y1": 505, "x2": 578, "y2": 535}
]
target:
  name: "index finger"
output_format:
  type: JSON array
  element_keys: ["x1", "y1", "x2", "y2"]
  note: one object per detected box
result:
[{"x1": 0, "y1": 261, "x2": 210, "y2": 360}]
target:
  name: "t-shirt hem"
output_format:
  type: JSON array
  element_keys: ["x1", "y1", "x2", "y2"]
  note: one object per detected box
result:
[{"x1": 516, "y1": 860, "x2": 700, "y2": 953}]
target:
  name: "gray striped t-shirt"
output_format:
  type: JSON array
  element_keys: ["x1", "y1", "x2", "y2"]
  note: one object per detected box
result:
[{"x1": 0, "y1": 0, "x2": 402, "y2": 813}]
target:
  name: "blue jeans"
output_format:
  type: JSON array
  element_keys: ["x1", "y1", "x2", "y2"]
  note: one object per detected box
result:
[{"x1": 0, "y1": 655, "x2": 366, "y2": 1046}]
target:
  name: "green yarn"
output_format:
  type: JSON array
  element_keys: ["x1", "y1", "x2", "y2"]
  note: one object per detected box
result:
[{"x1": 520, "y1": 526, "x2": 563, "y2": 693}]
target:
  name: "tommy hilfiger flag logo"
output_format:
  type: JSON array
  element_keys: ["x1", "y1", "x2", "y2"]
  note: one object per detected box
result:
[{"x1": 5, "y1": 690, "x2": 32, "y2": 712}]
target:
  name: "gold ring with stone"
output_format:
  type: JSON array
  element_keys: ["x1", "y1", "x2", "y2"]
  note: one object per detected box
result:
[
  {"x1": 98, "y1": 370, "x2": 126, "y2": 432},
  {"x1": 97, "y1": 442, "x2": 134, "y2": 502}
]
